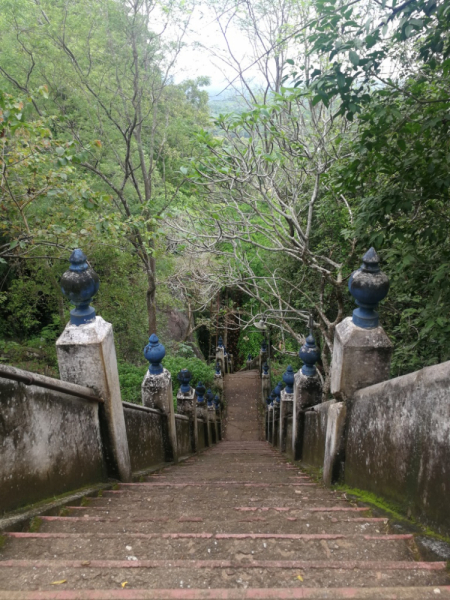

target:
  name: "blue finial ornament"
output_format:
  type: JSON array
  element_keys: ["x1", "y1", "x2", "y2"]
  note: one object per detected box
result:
[
  {"x1": 214, "y1": 394, "x2": 220, "y2": 409},
  {"x1": 261, "y1": 340, "x2": 268, "y2": 352},
  {"x1": 299, "y1": 335, "x2": 320, "y2": 377},
  {"x1": 177, "y1": 369, "x2": 192, "y2": 394},
  {"x1": 206, "y1": 388, "x2": 214, "y2": 407},
  {"x1": 262, "y1": 362, "x2": 269, "y2": 375},
  {"x1": 282, "y1": 365, "x2": 295, "y2": 394},
  {"x1": 215, "y1": 361, "x2": 221, "y2": 375},
  {"x1": 266, "y1": 392, "x2": 274, "y2": 407},
  {"x1": 60, "y1": 249, "x2": 100, "y2": 326},
  {"x1": 348, "y1": 248, "x2": 390, "y2": 329},
  {"x1": 217, "y1": 336, "x2": 224, "y2": 349},
  {"x1": 196, "y1": 381, "x2": 206, "y2": 404},
  {"x1": 273, "y1": 381, "x2": 283, "y2": 404},
  {"x1": 247, "y1": 353, "x2": 253, "y2": 361},
  {"x1": 144, "y1": 334, "x2": 166, "y2": 375}
]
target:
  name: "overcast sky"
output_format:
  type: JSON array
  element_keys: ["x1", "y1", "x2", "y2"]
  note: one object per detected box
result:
[{"x1": 172, "y1": 4, "x2": 260, "y2": 94}]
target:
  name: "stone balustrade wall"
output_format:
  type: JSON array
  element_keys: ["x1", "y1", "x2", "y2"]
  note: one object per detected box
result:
[{"x1": 0, "y1": 366, "x2": 220, "y2": 516}]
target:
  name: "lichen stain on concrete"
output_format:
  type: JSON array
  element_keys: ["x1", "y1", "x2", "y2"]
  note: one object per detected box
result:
[
  {"x1": 1, "y1": 379, "x2": 105, "y2": 514},
  {"x1": 346, "y1": 359, "x2": 450, "y2": 535}
]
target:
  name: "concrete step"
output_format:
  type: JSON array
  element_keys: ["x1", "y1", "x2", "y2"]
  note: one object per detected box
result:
[
  {"x1": 1, "y1": 587, "x2": 450, "y2": 599},
  {"x1": 33, "y1": 514, "x2": 389, "y2": 535},
  {"x1": 0, "y1": 559, "x2": 447, "y2": 590},
  {"x1": 3, "y1": 532, "x2": 416, "y2": 561}
]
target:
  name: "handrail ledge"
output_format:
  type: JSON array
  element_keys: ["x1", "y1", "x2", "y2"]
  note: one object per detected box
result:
[{"x1": 0, "y1": 364, "x2": 103, "y2": 404}]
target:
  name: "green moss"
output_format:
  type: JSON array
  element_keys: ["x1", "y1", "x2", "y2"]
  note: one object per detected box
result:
[
  {"x1": 0, "y1": 483, "x2": 106, "y2": 518},
  {"x1": 335, "y1": 485, "x2": 450, "y2": 545},
  {"x1": 59, "y1": 507, "x2": 70, "y2": 517},
  {"x1": 0, "y1": 535, "x2": 7, "y2": 551},
  {"x1": 29, "y1": 517, "x2": 42, "y2": 533},
  {"x1": 80, "y1": 496, "x2": 89, "y2": 507}
]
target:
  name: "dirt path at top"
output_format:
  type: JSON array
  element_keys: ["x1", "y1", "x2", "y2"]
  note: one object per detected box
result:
[{"x1": 223, "y1": 369, "x2": 264, "y2": 441}]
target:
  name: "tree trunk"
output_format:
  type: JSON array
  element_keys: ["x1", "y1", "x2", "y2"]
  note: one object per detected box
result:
[{"x1": 146, "y1": 262, "x2": 157, "y2": 335}]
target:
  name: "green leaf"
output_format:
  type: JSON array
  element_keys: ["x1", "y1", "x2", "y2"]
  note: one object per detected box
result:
[{"x1": 349, "y1": 50, "x2": 360, "y2": 66}]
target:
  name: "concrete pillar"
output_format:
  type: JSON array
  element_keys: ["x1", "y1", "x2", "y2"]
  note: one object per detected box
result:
[
  {"x1": 330, "y1": 317, "x2": 392, "y2": 400},
  {"x1": 262, "y1": 371, "x2": 271, "y2": 406},
  {"x1": 57, "y1": 316, "x2": 132, "y2": 482},
  {"x1": 331, "y1": 248, "x2": 392, "y2": 400},
  {"x1": 216, "y1": 337, "x2": 226, "y2": 374},
  {"x1": 267, "y1": 406, "x2": 273, "y2": 443},
  {"x1": 208, "y1": 406, "x2": 217, "y2": 444},
  {"x1": 259, "y1": 349, "x2": 268, "y2": 376},
  {"x1": 293, "y1": 329, "x2": 322, "y2": 461},
  {"x1": 58, "y1": 248, "x2": 132, "y2": 483},
  {"x1": 279, "y1": 388, "x2": 293, "y2": 453},
  {"x1": 142, "y1": 367, "x2": 178, "y2": 464},
  {"x1": 323, "y1": 402, "x2": 347, "y2": 486},
  {"x1": 214, "y1": 370, "x2": 223, "y2": 392},
  {"x1": 272, "y1": 402, "x2": 279, "y2": 447},
  {"x1": 177, "y1": 386, "x2": 197, "y2": 453},
  {"x1": 195, "y1": 382, "x2": 208, "y2": 447}
]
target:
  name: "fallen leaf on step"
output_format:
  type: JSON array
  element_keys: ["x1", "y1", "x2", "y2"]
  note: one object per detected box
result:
[
  {"x1": 51, "y1": 580, "x2": 67, "y2": 585},
  {"x1": 121, "y1": 582, "x2": 128, "y2": 588},
  {"x1": 296, "y1": 575, "x2": 303, "y2": 581}
]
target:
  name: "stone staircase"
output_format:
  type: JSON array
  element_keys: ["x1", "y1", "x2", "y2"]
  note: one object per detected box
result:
[{"x1": 0, "y1": 371, "x2": 449, "y2": 599}]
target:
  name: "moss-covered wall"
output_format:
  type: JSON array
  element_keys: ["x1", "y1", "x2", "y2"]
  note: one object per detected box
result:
[
  {"x1": 0, "y1": 379, "x2": 105, "y2": 514},
  {"x1": 346, "y1": 361, "x2": 450, "y2": 536}
]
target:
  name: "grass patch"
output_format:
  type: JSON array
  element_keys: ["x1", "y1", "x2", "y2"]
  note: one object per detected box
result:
[{"x1": 29, "y1": 517, "x2": 42, "y2": 533}]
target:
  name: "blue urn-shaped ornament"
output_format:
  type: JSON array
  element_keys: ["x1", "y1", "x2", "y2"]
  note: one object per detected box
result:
[
  {"x1": 299, "y1": 334, "x2": 320, "y2": 377},
  {"x1": 348, "y1": 247, "x2": 389, "y2": 329},
  {"x1": 177, "y1": 369, "x2": 192, "y2": 394},
  {"x1": 214, "y1": 394, "x2": 220, "y2": 409},
  {"x1": 206, "y1": 388, "x2": 214, "y2": 407},
  {"x1": 144, "y1": 334, "x2": 165, "y2": 375},
  {"x1": 261, "y1": 340, "x2": 268, "y2": 352},
  {"x1": 273, "y1": 381, "x2": 283, "y2": 404},
  {"x1": 262, "y1": 362, "x2": 269, "y2": 375},
  {"x1": 60, "y1": 249, "x2": 100, "y2": 326},
  {"x1": 196, "y1": 381, "x2": 206, "y2": 404},
  {"x1": 247, "y1": 353, "x2": 253, "y2": 361},
  {"x1": 282, "y1": 365, "x2": 295, "y2": 394},
  {"x1": 215, "y1": 361, "x2": 221, "y2": 375},
  {"x1": 217, "y1": 336, "x2": 224, "y2": 349}
]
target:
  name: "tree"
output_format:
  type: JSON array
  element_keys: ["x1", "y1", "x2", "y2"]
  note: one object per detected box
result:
[
  {"x1": 168, "y1": 0, "x2": 357, "y2": 390},
  {"x1": 297, "y1": 0, "x2": 450, "y2": 374},
  {"x1": 0, "y1": 0, "x2": 207, "y2": 334}
]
